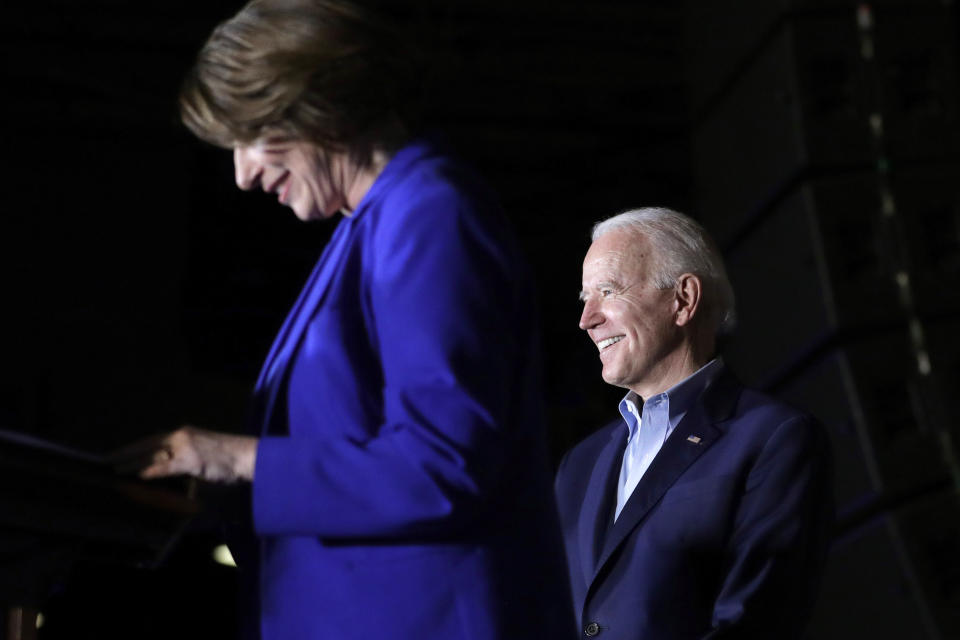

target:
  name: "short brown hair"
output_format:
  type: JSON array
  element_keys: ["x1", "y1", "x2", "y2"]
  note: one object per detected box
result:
[{"x1": 179, "y1": 0, "x2": 413, "y2": 162}]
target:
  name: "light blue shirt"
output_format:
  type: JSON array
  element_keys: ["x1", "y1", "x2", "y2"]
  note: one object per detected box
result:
[{"x1": 614, "y1": 358, "x2": 725, "y2": 520}]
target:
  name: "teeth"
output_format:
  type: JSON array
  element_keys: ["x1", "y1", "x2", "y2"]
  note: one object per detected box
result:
[{"x1": 597, "y1": 336, "x2": 624, "y2": 351}]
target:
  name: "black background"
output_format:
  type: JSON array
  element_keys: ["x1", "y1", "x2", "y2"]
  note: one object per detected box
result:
[{"x1": 3, "y1": 0, "x2": 959, "y2": 638}]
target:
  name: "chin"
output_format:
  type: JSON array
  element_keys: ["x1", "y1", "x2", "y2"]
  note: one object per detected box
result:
[
  {"x1": 307, "y1": 202, "x2": 340, "y2": 220},
  {"x1": 289, "y1": 203, "x2": 322, "y2": 221},
  {"x1": 601, "y1": 369, "x2": 623, "y2": 387}
]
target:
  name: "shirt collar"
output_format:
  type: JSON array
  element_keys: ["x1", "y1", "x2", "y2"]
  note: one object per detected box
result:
[{"x1": 618, "y1": 358, "x2": 724, "y2": 437}]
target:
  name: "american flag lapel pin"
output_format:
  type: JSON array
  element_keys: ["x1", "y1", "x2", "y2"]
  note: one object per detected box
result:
[{"x1": 686, "y1": 435, "x2": 702, "y2": 445}]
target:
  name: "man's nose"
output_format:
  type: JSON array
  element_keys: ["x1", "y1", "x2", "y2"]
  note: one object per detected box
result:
[
  {"x1": 579, "y1": 298, "x2": 602, "y2": 331},
  {"x1": 234, "y1": 146, "x2": 260, "y2": 190}
]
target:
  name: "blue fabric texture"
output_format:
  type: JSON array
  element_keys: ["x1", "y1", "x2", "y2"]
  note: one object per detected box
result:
[{"x1": 246, "y1": 137, "x2": 574, "y2": 639}]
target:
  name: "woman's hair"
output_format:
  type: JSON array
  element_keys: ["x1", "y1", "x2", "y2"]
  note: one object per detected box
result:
[
  {"x1": 179, "y1": 0, "x2": 414, "y2": 164},
  {"x1": 593, "y1": 207, "x2": 737, "y2": 335}
]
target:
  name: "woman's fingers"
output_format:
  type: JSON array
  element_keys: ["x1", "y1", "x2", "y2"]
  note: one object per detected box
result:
[{"x1": 111, "y1": 427, "x2": 257, "y2": 483}]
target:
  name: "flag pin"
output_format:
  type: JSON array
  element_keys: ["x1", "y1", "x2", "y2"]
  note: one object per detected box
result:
[{"x1": 686, "y1": 435, "x2": 702, "y2": 444}]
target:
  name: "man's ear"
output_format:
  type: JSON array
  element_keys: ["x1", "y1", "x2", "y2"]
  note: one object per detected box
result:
[{"x1": 674, "y1": 273, "x2": 702, "y2": 327}]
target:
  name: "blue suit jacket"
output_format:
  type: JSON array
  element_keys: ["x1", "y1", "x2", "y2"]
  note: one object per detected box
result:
[
  {"x1": 245, "y1": 139, "x2": 574, "y2": 639},
  {"x1": 555, "y1": 370, "x2": 832, "y2": 639}
]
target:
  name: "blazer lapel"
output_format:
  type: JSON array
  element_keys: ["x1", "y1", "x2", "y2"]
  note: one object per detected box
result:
[
  {"x1": 592, "y1": 370, "x2": 742, "y2": 581},
  {"x1": 249, "y1": 217, "x2": 358, "y2": 433},
  {"x1": 577, "y1": 423, "x2": 627, "y2": 584}
]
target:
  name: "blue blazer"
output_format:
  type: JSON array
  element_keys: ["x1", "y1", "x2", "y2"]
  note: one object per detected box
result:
[
  {"x1": 555, "y1": 370, "x2": 832, "y2": 639},
  {"x1": 245, "y1": 139, "x2": 574, "y2": 639}
]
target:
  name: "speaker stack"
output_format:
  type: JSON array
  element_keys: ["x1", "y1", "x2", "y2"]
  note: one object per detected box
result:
[{"x1": 685, "y1": 1, "x2": 959, "y2": 637}]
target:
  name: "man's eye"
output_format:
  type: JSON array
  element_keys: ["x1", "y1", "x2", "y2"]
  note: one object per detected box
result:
[{"x1": 600, "y1": 289, "x2": 613, "y2": 297}]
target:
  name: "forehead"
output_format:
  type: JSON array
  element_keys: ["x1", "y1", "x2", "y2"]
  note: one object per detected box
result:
[{"x1": 582, "y1": 230, "x2": 653, "y2": 283}]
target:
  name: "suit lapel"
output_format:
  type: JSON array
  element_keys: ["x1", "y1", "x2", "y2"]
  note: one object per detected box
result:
[
  {"x1": 577, "y1": 423, "x2": 627, "y2": 584},
  {"x1": 250, "y1": 217, "x2": 358, "y2": 433},
  {"x1": 592, "y1": 370, "x2": 742, "y2": 582},
  {"x1": 246, "y1": 139, "x2": 431, "y2": 434}
]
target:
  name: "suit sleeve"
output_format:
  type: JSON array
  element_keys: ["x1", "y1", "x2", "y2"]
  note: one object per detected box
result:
[
  {"x1": 704, "y1": 415, "x2": 834, "y2": 639},
  {"x1": 252, "y1": 181, "x2": 525, "y2": 538}
]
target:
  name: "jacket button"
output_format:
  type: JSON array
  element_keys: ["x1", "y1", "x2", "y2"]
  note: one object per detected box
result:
[{"x1": 584, "y1": 622, "x2": 600, "y2": 637}]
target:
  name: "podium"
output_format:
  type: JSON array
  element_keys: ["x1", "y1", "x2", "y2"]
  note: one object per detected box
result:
[{"x1": 0, "y1": 430, "x2": 198, "y2": 639}]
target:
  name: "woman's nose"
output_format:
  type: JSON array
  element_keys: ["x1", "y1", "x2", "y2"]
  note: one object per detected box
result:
[{"x1": 233, "y1": 146, "x2": 260, "y2": 190}]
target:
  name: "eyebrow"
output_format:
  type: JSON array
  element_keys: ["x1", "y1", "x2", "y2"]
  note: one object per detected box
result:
[{"x1": 579, "y1": 280, "x2": 621, "y2": 301}]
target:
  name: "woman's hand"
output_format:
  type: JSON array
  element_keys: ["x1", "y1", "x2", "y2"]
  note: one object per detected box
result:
[{"x1": 113, "y1": 427, "x2": 258, "y2": 483}]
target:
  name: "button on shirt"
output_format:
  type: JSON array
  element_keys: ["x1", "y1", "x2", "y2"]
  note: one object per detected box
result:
[{"x1": 614, "y1": 358, "x2": 724, "y2": 520}]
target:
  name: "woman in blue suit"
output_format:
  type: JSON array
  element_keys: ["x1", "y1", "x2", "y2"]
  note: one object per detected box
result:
[{"x1": 127, "y1": 1, "x2": 574, "y2": 638}]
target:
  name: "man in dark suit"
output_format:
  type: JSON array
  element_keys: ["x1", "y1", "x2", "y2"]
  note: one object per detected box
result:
[{"x1": 556, "y1": 207, "x2": 833, "y2": 639}]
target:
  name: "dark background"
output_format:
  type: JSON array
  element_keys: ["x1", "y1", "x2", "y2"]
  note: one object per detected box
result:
[{"x1": 3, "y1": 0, "x2": 959, "y2": 638}]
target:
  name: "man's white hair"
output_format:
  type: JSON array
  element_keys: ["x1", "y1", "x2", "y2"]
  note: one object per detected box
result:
[{"x1": 592, "y1": 207, "x2": 737, "y2": 334}]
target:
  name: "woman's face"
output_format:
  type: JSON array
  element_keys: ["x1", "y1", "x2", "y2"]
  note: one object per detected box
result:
[{"x1": 233, "y1": 137, "x2": 347, "y2": 221}]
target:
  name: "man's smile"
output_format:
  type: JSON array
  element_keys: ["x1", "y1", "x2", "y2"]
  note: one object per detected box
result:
[{"x1": 597, "y1": 335, "x2": 625, "y2": 351}]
